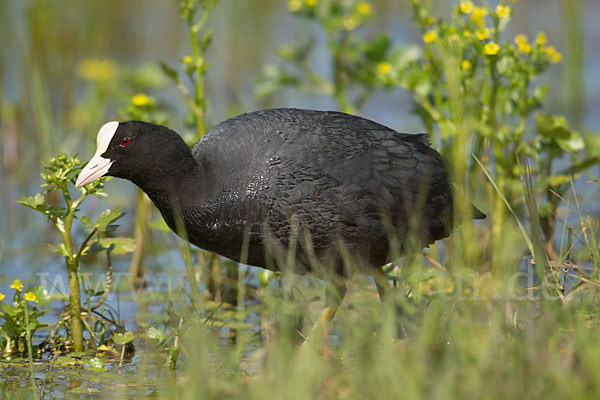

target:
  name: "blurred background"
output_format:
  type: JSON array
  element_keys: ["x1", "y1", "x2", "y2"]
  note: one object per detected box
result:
[{"x1": 0, "y1": 0, "x2": 597, "y2": 288}]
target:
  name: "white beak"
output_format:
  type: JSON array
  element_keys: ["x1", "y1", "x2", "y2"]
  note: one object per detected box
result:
[
  {"x1": 75, "y1": 121, "x2": 119, "y2": 188},
  {"x1": 75, "y1": 155, "x2": 113, "y2": 188}
]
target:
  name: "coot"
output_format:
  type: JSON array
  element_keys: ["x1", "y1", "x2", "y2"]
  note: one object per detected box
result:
[{"x1": 76, "y1": 108, "x2": 484, "y2": 320}]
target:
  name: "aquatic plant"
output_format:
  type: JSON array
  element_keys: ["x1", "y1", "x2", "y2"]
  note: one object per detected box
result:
[{"x1": 18, "y1": 154, "x2": 134, "y2": 351}]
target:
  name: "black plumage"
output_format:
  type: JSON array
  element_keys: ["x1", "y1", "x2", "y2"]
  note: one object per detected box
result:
[{"x1": 77, "y1": 108, "x2": 484, "y2": 277}]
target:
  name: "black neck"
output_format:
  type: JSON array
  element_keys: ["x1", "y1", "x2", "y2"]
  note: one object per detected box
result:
[{"x1": 128, "y1": 152, "x2": 205, "y2": 230}]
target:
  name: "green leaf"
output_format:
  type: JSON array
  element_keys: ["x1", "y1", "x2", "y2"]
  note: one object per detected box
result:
[
  {"x1": 167, "y1": 345, "x2": 180, "y2": 369},
  {"x1": 113, "y1": 331, "x2": 135, "y2": 345},
  {"x1": 201, "y1": 29, "x2": 213, "y2": 51},
  {"x1": 200, "y1": 0, "x2": 219, "y2": 11},
  {"x1": 583, "y1": 132, "x2": 600, "y2": 159},
  {"x1": 545, "y1": 174, "x2": 573, "y2": 187},
  {"x1": 97, "y1": 344, "x2": 111, "y2": 352},
  {"x1": 32, "y1": 286, "x2": 52, "y2": 306},
  {"x1": 89, "y1": 238, "x2": 136, "y2": 254},
  {"x1": 129, "y1": 63, "x2": 167, "y2": 90},
  {"x1": 89, "y1": 357, "x2": 106, "y2": 371},
  {"x1": 55, "y1": 355, "x2": 81, "y2": 367},
  {"x1": 146, "y1": 326, "x2": 166, "y2": 342},
  {"x1": 389, "y1": 45, "x2": 422, "y2": 69},
  {"x1": 408, "y1": 69, "x2": 432, "y2": 98},
  {"x1": 533, "y1": 85, "x2": 549, "y2": 102},
  {"x1": 55, "y1": 218, "x2": 65, "y2": 233},
  {"x1": 556, "y1": 130, "x2": 584, "y2": 153},
  {"x1": 50, "y1": 243, "x2": 71, "y2": 258},
  {"x1": 160, "y1": 62, "x2": 181, "y2": 85},
  {"x1": 3, "y1": 321, "x2": 16, "y2": 338},
  {"x1": 496, "y1": 55, "x2": 514, "y2": 75},
  {"x1": 1, "y1": 303, "x2": 16, "y2": 317},
  {"x1": 535, "y1": 113, "x2": 570, "y2": 140},
  {"x1": 80, "y1": 216, "x2": 94, "y2": 229},
  {"x1": 364, "y1": 35, "x2": 391, "y2": 62},
  {"x1": 259, "y1": 270, "x2": 273, "y2": 287},
  {"x1": 255, "y1": 65, "x2": 299, "y2": 99},
  {"x1": 94, "y1": 208, "x2": 125, "y2": 231},
  {"x1": 17, "y1": 193, "x2": 46, "y2": 214},
  {"x1": 536, "y1": 113, "x2": 583, "y2": 153},
  {"x1": 149, "y1": 218, "x2": 171, "y2": 232},
  {"x1": 0, "y1": 326, "x2": 11, "y2": 341}
]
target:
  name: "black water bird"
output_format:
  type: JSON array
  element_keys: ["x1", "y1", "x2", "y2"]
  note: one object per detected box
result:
[{"x1": 76, "y1": 108, "x2": 485, "y2": 324}]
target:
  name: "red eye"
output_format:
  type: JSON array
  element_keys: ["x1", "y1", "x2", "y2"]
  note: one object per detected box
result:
[{"x1": 120, "y1": 137, "x2": 131, "y2": 147}]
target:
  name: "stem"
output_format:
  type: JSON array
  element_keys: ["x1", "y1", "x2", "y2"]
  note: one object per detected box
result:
[
  {"x1": 414, "y1": 95, "x2": 442, "y2": 123},
  {"x1": 118, "y1": 341, "x2": 125, "y2": 372},
  {"x1": 173, "y1": 318, "x2": 183, "y2": 350},
  {"x1": 487, "y1": 50, "x2": 505, "y2": 275},
  {"x1": 62, "y1": 193, "x2": 86, "y2": 352},
  {"x1": 24, "y1": 304, "x2": 38, "y2": 399},
  {"x1": 488, "y1": 58, "x2": 499, "y2": 131},
  {"x1": 182, "y1": 239, "x2": 200, "y2": 304},
  {"x1": 182, "y1": 1, "x2": 232, "y2": 305},
  {"x1": 188, "y1": 9, "x2": 210, "y2": 137},
  {"x1": 74, "y1": 227, "x2": 98, "y2": 266},
  {"x1": 208, "y1": 253, "x2": 222, "y2": 302},
  {"x1": 328, "y1": 30, "x2": 352, "y2": 113},
  {"x1": 491, "y1": 140, "x2": 505, "y2": 275}
]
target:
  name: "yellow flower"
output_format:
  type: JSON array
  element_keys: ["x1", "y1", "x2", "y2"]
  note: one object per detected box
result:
[
  {"x1": 356, "y1": 2, "x2": 372, "y2": 16},
  {"x1": 132, "y1": 94, "x2": 151, "y2": 107},
  {"x1": 462, "y1": 60, "x2": 472, "y2": 71},
  {"x1": 463, "y1": 30, "x2": 472, "y2": 38},
  {"x1": 470, "y1": 7, "x2": 488, "y2": 27},
  {"x1": 423, "y1": 30, "x2": 437, "y2": 43},
  {"x1": 484, "y1": 42, "x2": 500, "y2": 55},
  {"x1": 377, "y1": 61, "x2": 392, "y2": 75},
  {"x1": 10, "y1": 279, "x2": 23, "y2": 292},
  {"x1": 546, "y1": 46, "x2": 562, "y2": 63},
  {"x1": 495, "y1": 4, "x2": 511, "y2": 18},
  {"x1": 515, "y1": 34, "x2": 527, "y2": 45},
  {"x1": 460, "y1": 1, "x2": 475, "y2": 14},
  {"x1": 24, "y1": 292, "x2": 37, "y2": 303},
  {"x1": 475, "y1": 28, "x2": 490, "y2": 40},
  {"x1": 77, "y1": 59, "x2": 117, "y2": 82},
  {"x1": 0, "y1": 293, "x2": 4, "y2": 302},
  {"x1": 425, "y1": 16, "x2": 435, "y2": 25},
  {"x1": 553, "y1": 53, "x2": 562, "y2": 63},
  {"x1": 182, "y1": 55, "x2": 193, "y2": 64},
  {"x1": 304, "y1": 0, "x2": 317, "y2": 6},
  {"x1": 288, "y1": 0, "x2": 302, "y2": 11},
  {"x1": 343, "y1": 16, "x2": 358, "y2": 30},
  {"x1": 517, "y1": 42, "x2": 531, "y2": 54},
  {"x1": 536, "y1": 31, "x2": 548, "y2": 46}
]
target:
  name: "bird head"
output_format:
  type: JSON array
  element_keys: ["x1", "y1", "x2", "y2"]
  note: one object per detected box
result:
[{"x1": 76, "y1": 121, "x2": 192, "y2": 189}]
